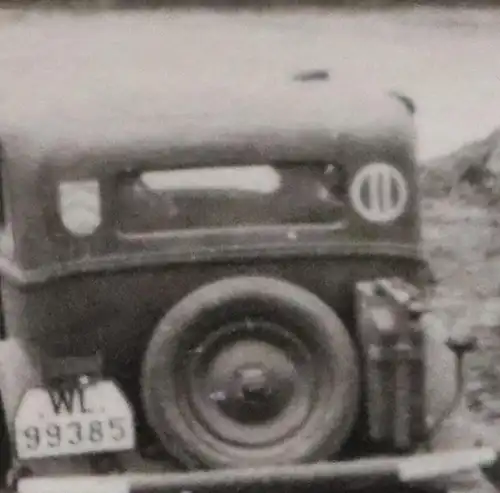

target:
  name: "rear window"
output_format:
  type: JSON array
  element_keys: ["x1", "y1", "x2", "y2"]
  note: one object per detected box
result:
[
  {"x1": 141, "y1": 165, "x2": 281, "y2": 194},
  {"x1": 117, "y1": 162, "x2": 347, "y2": 234}
]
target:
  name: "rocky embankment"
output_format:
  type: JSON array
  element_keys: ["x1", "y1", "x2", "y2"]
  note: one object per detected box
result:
[{"x1": 420, "y1": 129, "x2": 500, "y2": 431}]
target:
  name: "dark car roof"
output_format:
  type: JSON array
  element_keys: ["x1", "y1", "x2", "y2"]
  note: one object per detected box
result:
[{"x1": 0, "y1": 75, "x2": 415, "y2": 174}]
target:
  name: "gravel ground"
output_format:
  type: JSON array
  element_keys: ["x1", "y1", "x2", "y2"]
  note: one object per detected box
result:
[{"x1": 419, "y1": 192, "x2": 500, "y2": 492}]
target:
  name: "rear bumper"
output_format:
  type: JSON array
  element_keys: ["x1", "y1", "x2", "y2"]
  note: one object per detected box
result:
[{"x1": 17, "y1": 447, "x2": 500, "y2": 493}]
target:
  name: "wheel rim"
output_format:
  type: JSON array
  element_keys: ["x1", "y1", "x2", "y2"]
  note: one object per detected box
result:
[{"x1": 179, "y1": 319, "x2": 319, "y2": 448}]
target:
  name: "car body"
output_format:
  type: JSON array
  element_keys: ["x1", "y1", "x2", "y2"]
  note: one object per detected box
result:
[{"x1": 0, "y1": 72, "x2": 497, "y2": 493}]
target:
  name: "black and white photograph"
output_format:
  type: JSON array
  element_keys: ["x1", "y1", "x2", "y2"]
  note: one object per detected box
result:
[{"x1": 0, "y1": 1, "x2": 500, "y2": 492}]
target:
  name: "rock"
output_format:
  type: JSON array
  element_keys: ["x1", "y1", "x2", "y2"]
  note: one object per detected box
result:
[
  {"x1": 420, "y1": 128, "x2": 500, "y2": 200},
  {"x1": 418, "y1": 128, "x2": 500, "y2": 436}
]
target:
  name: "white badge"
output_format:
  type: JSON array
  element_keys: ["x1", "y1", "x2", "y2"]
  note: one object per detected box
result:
[
  {"x1": 349, "y1": 162, "x2": 409, "y2": 223},
  {"x1": 58, "y1": 180, "x2": 102, "y2": 236}
]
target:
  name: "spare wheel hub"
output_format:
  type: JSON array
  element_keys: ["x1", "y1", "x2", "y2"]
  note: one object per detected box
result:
[{"x1": 188, "y1": 320, "x2": 315, "y2": 447}]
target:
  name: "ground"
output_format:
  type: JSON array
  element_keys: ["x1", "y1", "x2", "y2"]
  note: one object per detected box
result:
[{"x1": 1, "y1": 5, "x2": 500, "y2": 491}]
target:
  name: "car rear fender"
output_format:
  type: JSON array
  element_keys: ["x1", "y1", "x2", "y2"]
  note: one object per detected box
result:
[
  {"x1": 0, "y1": 339, "x2": 42, "y2": 432},
  {"x1": 422, "y1": 313, "x2": 481, "y2": 451}
]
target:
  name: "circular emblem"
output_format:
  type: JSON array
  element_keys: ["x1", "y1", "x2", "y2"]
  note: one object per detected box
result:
[{"x1": 349, "y1": 163, "x2": 409, "y2": 223}]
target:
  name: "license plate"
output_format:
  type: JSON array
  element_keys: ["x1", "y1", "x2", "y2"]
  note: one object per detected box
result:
[{"x1": 14, "y1": 380, "x2": 135, "y2": 459}]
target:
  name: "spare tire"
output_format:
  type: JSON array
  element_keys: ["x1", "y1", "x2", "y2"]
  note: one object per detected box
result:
[{"x1": 142, "y1": 276, "x2": 360, "y2": 469}]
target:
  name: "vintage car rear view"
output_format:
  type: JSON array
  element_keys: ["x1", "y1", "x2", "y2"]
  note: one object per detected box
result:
[{"x1": 0, "y1": 72, "x2": 498, "y2": 493}]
